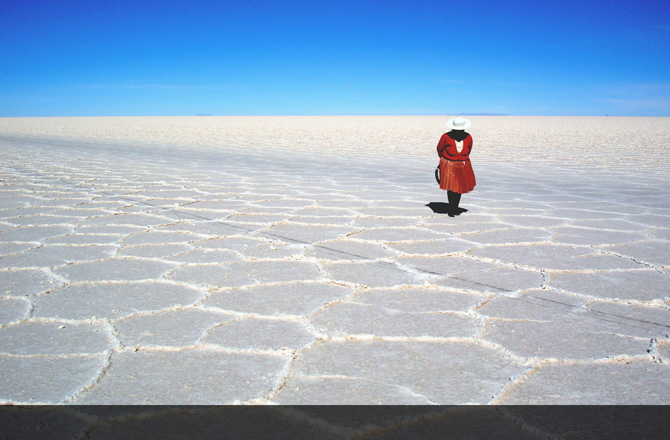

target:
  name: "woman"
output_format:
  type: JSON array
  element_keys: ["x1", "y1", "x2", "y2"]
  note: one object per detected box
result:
[{"x1": 436, "y1": 117, "x2": 476, "y2": 216}]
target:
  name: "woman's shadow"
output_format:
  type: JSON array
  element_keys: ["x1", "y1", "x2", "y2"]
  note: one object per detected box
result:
[{"x1": 425, "y1": 202, "x2": 468, "y2": 215}]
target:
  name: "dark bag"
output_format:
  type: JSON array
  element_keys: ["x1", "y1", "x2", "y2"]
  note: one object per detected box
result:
[{"x1": 435, "y1": 165, "x2": 441, "y2": 184}]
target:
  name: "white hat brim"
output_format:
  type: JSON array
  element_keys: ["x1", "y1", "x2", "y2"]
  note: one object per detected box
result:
[{"x1": 447, "y1": 118, "x2": 472, "y2": 130}]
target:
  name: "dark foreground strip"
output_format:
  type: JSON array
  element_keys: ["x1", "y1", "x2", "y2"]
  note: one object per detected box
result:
[{"x1": 1, "y1": 405, "x2": 669, "y2": 439}]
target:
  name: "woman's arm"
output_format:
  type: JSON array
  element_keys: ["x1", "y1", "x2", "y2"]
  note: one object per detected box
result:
[
  {"x1": 437, "y1": 134, "x2": 448, "y2": 158},
  {"x1": 464, "y1": 134, "x2": 473, "y2": 156}
]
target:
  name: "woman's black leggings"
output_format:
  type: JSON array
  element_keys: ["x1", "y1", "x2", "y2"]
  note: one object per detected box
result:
[{"x1": 448, "y1": 191, "x2": 461, "y2": 208}]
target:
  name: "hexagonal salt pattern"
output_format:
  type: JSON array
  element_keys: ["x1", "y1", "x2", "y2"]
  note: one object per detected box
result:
[{"x1": 1, "y1": 117, "x2": 669, "y2": 409}]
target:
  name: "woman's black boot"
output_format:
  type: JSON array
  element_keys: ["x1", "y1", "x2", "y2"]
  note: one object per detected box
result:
[
  {"x1": 447, "y1": 191, "x2": 461, "y2": 217},
  {"x1": 453, "y1": 192, "x2": 462, "y2": 215}
]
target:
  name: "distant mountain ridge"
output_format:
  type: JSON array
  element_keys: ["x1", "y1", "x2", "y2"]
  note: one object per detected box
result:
[{"x1": 455, "y1": 113, "x2": 510, "y2": 116}]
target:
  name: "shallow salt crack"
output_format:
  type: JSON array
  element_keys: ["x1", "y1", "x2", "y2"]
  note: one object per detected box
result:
[
  {"x1": 488, "y1": 361, "x2": 541, "y2": 404},
  {"x1": 64, "y1": 350, "x2": 114, "y2": 404},
  {"x1": 548, "y1": 282, "x2": 668, "y2": 306},
  {"x1": 594, "y1": 246, "x2": 663, "y2": 269}
]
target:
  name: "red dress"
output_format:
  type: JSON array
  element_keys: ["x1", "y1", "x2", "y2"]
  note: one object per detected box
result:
[{"x1": 436, "y1": 133, "x2": 476, "y2": 194}]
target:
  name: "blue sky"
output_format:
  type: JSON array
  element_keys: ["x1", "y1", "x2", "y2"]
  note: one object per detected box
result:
[{"x1": 1, "y1": 0, "x2": 669, "y2": 116}]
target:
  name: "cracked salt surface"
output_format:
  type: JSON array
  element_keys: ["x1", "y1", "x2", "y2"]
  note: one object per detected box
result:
[{"x1": 1, "y1": 116, "x2": 670, "y2": 410}]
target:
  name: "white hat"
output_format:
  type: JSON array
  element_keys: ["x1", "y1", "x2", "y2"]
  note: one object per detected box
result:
[{"x1": 447, "y1": 117, "x2": 471, "y2": 130}]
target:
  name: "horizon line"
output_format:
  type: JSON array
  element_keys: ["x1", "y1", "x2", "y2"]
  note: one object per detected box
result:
[{"x1": 3, "y1": 114, "x2": 669, "y2": 118}]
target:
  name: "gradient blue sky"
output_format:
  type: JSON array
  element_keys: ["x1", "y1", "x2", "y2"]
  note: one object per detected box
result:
[{"x1": 1, "y1": 0, "x2": 669, "y2": 116}]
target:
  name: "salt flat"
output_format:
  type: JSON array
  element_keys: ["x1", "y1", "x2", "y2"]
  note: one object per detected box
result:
[{"x1": 0, "y1": 117, "x2": 669, "y2": 415}]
